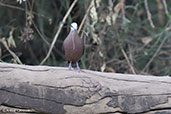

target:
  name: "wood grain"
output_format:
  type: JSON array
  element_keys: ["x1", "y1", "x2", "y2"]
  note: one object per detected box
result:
[{"x1": 0, "y1": 63, "x2": 171, "y2": 114}]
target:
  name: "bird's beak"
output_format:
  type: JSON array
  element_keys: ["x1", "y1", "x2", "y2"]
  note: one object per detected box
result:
[{"x1": 70, "y1": 25, "x2": 77, "y2": 32}]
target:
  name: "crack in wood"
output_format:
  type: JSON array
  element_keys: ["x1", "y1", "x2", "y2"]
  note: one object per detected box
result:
[
  {"x1": 58, "y1": 76, "x2": 91, "y2": 80},
  {"x1": 98, "y1": 111, "x2": 127, "y2": 114},
  {"x1": 0, "y1": 66, "x2": 51, "y2": 72},
  {"x1": 33, "y1": 84, "x2": 92, "y2": 90},
  {"x1": 103, "y1": 92, "x2": 171, "y2": 97},
  {"x1": 53, "y1": 75, "x2": 102, "y2": 93},
  {"x1": 139, "y1": 107, "x2": 171, "y2": 114},
  {"x1": 86, "y1": 71, "x2": 171, "y2": 85}
]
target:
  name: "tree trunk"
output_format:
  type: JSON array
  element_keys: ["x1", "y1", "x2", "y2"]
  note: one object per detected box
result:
[{"x1": 0, "y1": 63, "x2": 171, "y2": 114}]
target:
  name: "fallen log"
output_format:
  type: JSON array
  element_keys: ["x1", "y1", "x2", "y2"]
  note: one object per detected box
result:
[{"x1": 0, "y1": 63, "x2": 171, "y2": 114}]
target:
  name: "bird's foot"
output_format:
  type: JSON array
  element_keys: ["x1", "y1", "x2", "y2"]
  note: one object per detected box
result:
[
  {"x1": 76, "y1": 62, "x2": 81, "y2": 72},
  {"x1": 69, "y1": 61, "x2": 73, "y2": 70},
  {"x1": 76, "y1": 66, "x2": 81, "y2": 72},
  {"x1": 69, "y1": 66, "x2": 74, "y2": 70}
]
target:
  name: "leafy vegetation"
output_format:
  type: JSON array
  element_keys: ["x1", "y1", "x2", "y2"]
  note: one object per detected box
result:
[{"x1": 0, "y1": 0, "x2": 171, "y2": 76}]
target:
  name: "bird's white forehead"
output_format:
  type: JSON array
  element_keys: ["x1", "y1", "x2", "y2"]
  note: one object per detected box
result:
[{"x1": 71, "y1": 22, "x2": 78, "y2": 30}]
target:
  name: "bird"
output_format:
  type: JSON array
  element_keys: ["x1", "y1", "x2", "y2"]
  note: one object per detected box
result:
[{"x1": 63, "y1": 22, "x2": 84, "y2": 72}]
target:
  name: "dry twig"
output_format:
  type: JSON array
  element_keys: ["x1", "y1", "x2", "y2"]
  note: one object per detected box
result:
[
  {"x1": 114, "y1": 26, "x2": 136, "y2": 74},
  {"x1": 121, "y1": 0, "x2": 126, "y2": 24},
  {"x1": 78, "y1": 1, "x2": 92, "y2": 34},
  {"x1": 144, "y1": 0, "x2": 155, "y2": 28},
  {"x1": 162, "y1": 0, "x2": 169, "y2": 16},
  {"x1": 0, "y1": 2, "x2": 49, "y2": 20},
  {"x1": 121, "y1": 48, "x2": 136, "y2": 74},
  {"x1": 80, "y1": 3, "x2": 92, "y2": 39}
]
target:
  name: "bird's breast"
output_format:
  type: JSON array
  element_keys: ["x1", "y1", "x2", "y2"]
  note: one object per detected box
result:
[{"x1": 63, "y1": 33, "x2": 84, "y2": 63}]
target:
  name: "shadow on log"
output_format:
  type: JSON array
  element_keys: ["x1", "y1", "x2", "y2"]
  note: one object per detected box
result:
[{"x1": 0, "y1": 63, "x2": 171, "y2": 114}]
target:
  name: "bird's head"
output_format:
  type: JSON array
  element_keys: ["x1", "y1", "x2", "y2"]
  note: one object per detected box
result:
[{"x1": 70, "y1": 22, "x2": 78, "y2": 31}]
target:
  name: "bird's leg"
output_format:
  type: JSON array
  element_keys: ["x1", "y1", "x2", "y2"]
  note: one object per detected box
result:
[
  {"x1": 69, "y1": 61, "x2": 73, "y2": 70},
  {"x1": 76, "y1": 62, "x2": 81, "y2": 72}
]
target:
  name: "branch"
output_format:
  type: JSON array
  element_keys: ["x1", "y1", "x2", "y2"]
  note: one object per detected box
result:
[
  {"x1": 1, "y1": 63, "x2": 171, "y2": 114},
  {"x1": 0, "y1": 2, "x2": 49, "y2": 20},
  {"x1": 162, "y1": 0, "x2": 169, "y2": 16},
  {"x1": 144, "y1": 0, "x2": 155, "y2": 28}
]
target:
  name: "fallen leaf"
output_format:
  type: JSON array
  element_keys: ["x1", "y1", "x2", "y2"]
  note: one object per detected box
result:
[
  {"x1": 104, "y1": 67, "x2": 116, "y2": 72},
  {"x1": 141, "y1": 37, "x2": 152, "y2": 45},
  {"x1": 8, "y1": 29, "x2": 16, "y2": 48}
]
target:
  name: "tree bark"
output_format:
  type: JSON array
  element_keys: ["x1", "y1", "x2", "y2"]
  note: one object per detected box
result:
[{"x1": 0, "y1": 63, "x2": 171, "y2": 114}]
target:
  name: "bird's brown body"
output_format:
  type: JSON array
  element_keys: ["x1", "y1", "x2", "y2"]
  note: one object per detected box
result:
[{"x1": 63, "y1": 29, "x2": 84, "y2": 64}]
